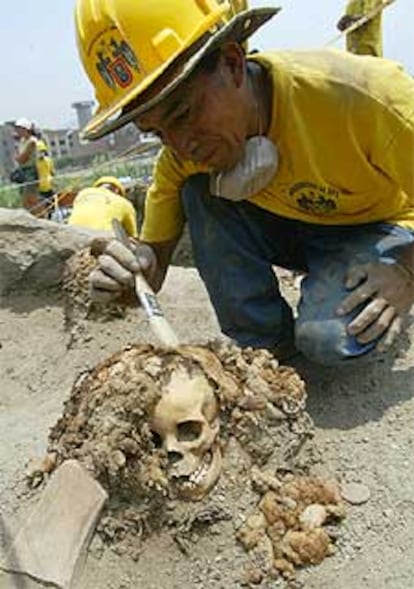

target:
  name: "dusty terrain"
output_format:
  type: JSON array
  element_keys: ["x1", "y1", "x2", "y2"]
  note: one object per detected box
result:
[{"x1": 1, "y1": 217, "x2": 414, "y2": 588}]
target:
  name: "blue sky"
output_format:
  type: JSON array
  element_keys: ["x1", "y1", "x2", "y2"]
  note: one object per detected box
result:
[{"x1": 1, "y1": 0, "x2": 412, "y2": 129}]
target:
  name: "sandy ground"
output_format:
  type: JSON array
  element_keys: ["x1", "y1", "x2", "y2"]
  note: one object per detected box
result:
[{"x1": 0, "y1": 267, "x2": 413, "y2": 589}]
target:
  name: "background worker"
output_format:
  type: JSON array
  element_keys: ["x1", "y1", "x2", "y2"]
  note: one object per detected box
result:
[
  {"x1": 33, "y1": 126, "x2": 55, "y2": 208},
  {"x1": 337, "y1": 0, "x2": 384, "y2": 57},
  {"x1": 11, "y1": 118, "x2": 55, "y2": 212},
  {"x1": 68, "y1": 176, "x2": 138, "y2": 237},
  {"x1": 76, "y1": 0, "x2": 414, "y2": 366}
]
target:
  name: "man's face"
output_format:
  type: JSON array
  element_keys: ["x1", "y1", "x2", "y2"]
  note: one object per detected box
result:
[
  {"x1": 14, "y1": 126, "x2": 27, "y2": 139},
  {"x1": 135, "y1": 45, "x2": 250, "y2": 172}
]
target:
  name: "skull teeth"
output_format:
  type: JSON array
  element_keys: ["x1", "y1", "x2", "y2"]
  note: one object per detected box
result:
[
  {"x1": 181, "y1": 480, "x2": 197, "y2": 489},
  {"x1": 174, "y1": 452, "x2": 213, "y2": 490},
  {"x1": 188, "y1": 452, "x2": 212, "y2": 485}
]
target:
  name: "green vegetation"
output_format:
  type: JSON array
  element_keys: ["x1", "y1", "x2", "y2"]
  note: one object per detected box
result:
[
  {"x1": 0, "y1": 184, "x2": 21, "y2": 208},
  {"x1": 53, "y1": 152, "x2": 155, "y2": 192},
  {"x1": 0, "y1": 151, "x2": 156, "y2": 209}
]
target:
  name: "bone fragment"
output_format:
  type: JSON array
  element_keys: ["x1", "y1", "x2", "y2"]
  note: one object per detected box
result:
[{"x1": 0, "y1": 460, "x2": 107, "y2": 588}]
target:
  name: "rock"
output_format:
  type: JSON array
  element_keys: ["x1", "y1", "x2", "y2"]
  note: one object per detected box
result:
[
  {"x1": 299, "y1": 504, "x2": 328, "y2": 529},
  {"x1": 26, "y1": 453, "x2": 57, "y2": 480},
  {"x1": 341, "y1": 482, "x2": 371, "y2": 505},
  {"x1": 0, "y1": 208, "x2": 105, "y2": 296}
]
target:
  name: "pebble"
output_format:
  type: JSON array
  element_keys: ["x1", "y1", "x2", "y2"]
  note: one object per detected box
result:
[{"x1": 341, "y1": 482, "x2": 371, "y2": 505}]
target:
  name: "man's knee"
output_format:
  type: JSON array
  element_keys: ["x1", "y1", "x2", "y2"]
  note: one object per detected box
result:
[{"x1": 295, "y1": 318, "x2": 375, "y2": 366}]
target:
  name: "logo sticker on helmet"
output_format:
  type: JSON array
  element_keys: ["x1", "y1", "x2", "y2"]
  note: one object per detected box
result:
[{"x1": 95, "y1": 33, "x2": 140, "y2": 91}]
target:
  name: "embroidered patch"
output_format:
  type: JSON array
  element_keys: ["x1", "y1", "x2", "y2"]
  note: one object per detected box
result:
[
  {"x1": 95, "y1": 32, "x2": 140, "y2": 90},
  {"x1": 290, "y1": 182, "x2": 339, "y2": 215}
]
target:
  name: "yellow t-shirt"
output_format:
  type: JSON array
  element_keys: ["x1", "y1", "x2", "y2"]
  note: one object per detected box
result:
[
  {"x1": 140, "y1": 49, "x2": 414, "y2": 243},
  {"x1": 36, "y1": 139, "x2": 54, "y2": 193},
  {"x1": 17, "y1": 136, "x2": 53, "y2": 191},
  {"x1": 345, "y1": 0, "x2": 383, "y2": 57},
  {"x1": 68, "y1": 186, "x2": 138, "y2": 236}
]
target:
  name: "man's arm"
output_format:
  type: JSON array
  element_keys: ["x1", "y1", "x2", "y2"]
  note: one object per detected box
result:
[
  {"x1": 138, "y1": 236, "x2": 181, "y2": 293},
  {"x1": 89, "y1": 146, "x2": 191, "y2": 303},
  {"x1": 15, "y1": 138, "x2": 36, "y2": 165},
  {"x1": 337, "y1": 67, "x2": 414, "y2": 349}
]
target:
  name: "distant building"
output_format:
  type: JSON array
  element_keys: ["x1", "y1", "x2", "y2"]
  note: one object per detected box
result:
[
  {"x1": 0, "y1": 123, "x2": 16, "y2": 179},
  {"x1": 72, "y1": 101, "x2": 94, "y2": 131},
  {"x1": 0, "y1": 106, "x2": 152, "y2": 178},
  {"x1": 40, "y1": 123, "x2": 144, "y2": 164},
  {"x1": 45, "y1": 128, "x2": 76, "y2": 160}
]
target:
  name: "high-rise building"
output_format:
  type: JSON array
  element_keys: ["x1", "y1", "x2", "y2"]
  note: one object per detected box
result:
[{"x1": 71, "y1": 101, "x2": 94, "y2": 131}]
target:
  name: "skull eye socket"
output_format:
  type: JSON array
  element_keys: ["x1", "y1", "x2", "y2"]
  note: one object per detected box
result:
[
  {"x1": 151, "y1": 431, "x2": 163, "y2": 448},
  {"x1": 177, "y1": 420, "x2": 202, "y2": 441}
]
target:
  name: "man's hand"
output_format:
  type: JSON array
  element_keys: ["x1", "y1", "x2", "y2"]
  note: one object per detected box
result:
[
  {"x1": 89, "y1": 239, "x2": 158, "y2": 303},
  {"x1": 337, "y1": 261, "x2": 414, "y2": 352},
  {"x1": 336, "y1": 14, "x2": 362, "y2": 32}
]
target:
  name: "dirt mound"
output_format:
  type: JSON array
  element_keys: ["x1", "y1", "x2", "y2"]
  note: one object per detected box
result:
[
  {"x1": 42, "y1": 342, "x2": 344, "y2": 582},
  {"x1": 2, "y1": 216, "x2": 414, "y2": 588},
  {"x1": 62, "y1": 246, "x2": 131, "y2": 341}
]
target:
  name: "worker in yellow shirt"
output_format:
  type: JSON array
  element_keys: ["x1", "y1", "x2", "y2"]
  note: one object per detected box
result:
[
  {"x1": 11, "y1": 119, "x2": 55, "y2": 212},
  {"x1": 337, "y1": 0, "x2": 384, "y2": 57},
  {"x1": 68, "y1": 176, "x2": 138, "y2": 237},
  {"x1": 35, "y1": 131, "x2": 55, "y2": 203},
  {"x1": 75, "y1": 0, "x2": 414, "y2": 366}
]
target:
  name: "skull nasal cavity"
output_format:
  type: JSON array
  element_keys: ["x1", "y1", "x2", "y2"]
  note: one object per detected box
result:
[
  {"x1": 177, "y1": 420, "x2": 203, "y2": 441},
  {"x1": 168, "y1": 451, "x2": 183, "y2": 464}
]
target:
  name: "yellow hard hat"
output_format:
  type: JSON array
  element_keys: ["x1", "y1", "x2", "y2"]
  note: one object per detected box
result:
[
  {"x1": 94, "y1": 176, "x2": 126, "y2": 197},
  {"x1": 75, "y1": 0, "x2": 280, "y2": 140}
]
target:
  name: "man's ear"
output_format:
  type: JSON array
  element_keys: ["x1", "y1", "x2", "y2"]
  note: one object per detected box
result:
[{"x1": 220, "y1": 42, "x2": 246, "y2": 88}]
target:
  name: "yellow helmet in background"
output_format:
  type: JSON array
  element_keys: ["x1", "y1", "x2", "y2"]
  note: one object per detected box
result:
[
  {"x1": 94, "y1": 176, "x2": 126, "y2": 197},
  {"x1": 222, "y1": 0, "x2": 249, "y2": 19},
  {"x1": 75, "y1": 0, "x2": 279, "y2": 140}
]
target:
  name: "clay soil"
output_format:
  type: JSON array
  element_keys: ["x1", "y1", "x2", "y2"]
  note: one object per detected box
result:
[{"x1": 1, "y1": 268, "x2": 414, "y2": 589}]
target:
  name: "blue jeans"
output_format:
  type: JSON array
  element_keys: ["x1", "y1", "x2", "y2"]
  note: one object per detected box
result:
[{"x1": 181, "y1": 174, "x2": 414, "y2": 365}]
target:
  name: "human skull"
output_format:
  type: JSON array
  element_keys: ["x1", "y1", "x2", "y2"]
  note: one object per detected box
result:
[{"x1": 151, "y1": 366, "x2": 222, "y2": 500}]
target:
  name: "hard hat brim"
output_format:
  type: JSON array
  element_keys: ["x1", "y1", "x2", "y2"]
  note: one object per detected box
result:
[{"x1": 82, "y1": 7, "x2": 281, "y2": 141}]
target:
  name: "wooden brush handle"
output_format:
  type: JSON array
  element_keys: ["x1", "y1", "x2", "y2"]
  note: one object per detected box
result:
[{"x1": 111, "y1": 219, "x2": 179, "y2": 347}]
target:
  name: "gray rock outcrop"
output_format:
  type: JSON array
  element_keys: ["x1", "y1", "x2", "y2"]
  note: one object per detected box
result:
[{"x1": 0, "y1": 208, "x2": 103, "y2": 295}]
